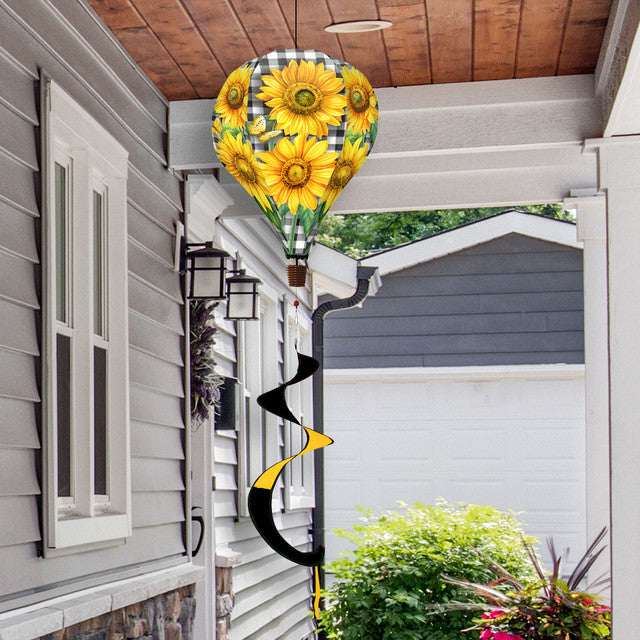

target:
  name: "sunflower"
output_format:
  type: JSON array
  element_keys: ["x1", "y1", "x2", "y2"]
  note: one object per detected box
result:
[
  {"x1": 215, "y1": 65, "x2": 252, "y2": 129},
  {"x1": 216, "y1": 131, "x2": 272, "y2": 210},
  {"x1": 258, "y1": 135, "x2": 338, "y2": 213},
  {"x1": 257, "y1": 59, "x2": 346, "y2": 138},
  {"x1": 342, "y1": 66, "x2": 378, "y2": 134},
  {"x1": 320, "y1": 138, "x2": 369, "y2": 208}
]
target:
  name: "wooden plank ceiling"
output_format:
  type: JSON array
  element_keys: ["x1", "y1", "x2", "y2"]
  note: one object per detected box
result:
[{"x1": 89, "y1": 0, "x2": 613, "y2": 101}]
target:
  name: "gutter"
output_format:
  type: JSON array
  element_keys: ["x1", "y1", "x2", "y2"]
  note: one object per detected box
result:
[{"x1": 311, "y1": 265, "x2": 381, "y2": 599}]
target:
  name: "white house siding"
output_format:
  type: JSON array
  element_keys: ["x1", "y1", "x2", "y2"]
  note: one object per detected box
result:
[
  {"x1": 0, "y1": 0, "x2": 186, "y2": 608},
  {"x1": 211, "y1": 217, "x2": 317, "y2": 640},
  {"x1": 324, "y1": 366, "x2": 587, "y2": 571}
]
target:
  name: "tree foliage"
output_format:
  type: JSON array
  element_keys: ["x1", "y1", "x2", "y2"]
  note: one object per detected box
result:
[{"x1": 316, "y1": 205, "x2": 574, "y2": 258}]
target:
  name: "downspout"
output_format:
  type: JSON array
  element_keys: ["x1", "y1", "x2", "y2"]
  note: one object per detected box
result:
[{"x1": 311, "y1": 265, "x2": 380, "y2": 596}]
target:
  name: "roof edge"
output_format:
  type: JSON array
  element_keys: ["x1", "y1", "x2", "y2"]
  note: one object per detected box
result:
[
  {"x1": 308, "y1": 242, "x2": 359, "y2": 298},
  {"x1": 360, "y1": 210, "x2": 580, "y2": 276}
]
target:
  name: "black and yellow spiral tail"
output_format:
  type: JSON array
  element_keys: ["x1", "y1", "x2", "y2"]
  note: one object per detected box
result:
[{"x1": 249, "y1": 352, "x2": 333, "y2": 619}]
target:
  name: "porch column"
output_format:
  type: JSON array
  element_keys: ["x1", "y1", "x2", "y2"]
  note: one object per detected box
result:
[
  {"x1": 587, "y1": 136, "x2": 640, "y2": 638},
  {"x1": 566, "y1": 193, "x2": 610, "y2": 587},
  {"x1": 185, "y1": 173, "x2": 233, "y2": 640}
]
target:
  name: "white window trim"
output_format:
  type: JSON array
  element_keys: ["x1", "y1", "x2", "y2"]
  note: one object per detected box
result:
[
  {"x1": 236, "y1": 283, "x2": 280, "y2": 517},
  {"x1": 43, "y1": 79, "x2": 131, "y2": 550},
  {"x1": 283, "y1": 302, "x2": 315, "y2": 510}
]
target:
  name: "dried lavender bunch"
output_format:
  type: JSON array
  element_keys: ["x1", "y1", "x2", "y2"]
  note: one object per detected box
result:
[{"x1": 190, "y1": 300, "x2": 223, "y2": 425}]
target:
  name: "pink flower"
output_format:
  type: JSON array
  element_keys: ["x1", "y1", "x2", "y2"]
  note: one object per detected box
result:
[
  {"x1": 479, "y1": 628, "x2": 493, "y2": 639},
  {"x1": 493, "y1": 633, "x2": 522, "y2": 640},
  {"x1": 481, "y1": 609, "x2": 505, "y2": 620},
  {"x1": 582, "y1": 599, "x2": 595, "y2": 605}
]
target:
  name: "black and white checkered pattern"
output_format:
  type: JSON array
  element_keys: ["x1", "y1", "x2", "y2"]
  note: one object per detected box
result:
[
  {"x1": 282, "y1": 211, "x2": 311, "y2": 258},
  {"x1": 248, "y1": 49, "x2": 348, "y2": 155}
]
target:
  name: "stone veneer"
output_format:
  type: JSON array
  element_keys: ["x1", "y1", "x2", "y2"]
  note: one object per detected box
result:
[
  {"x1": 35, "y1": 586, "x2": 196, "y2": 640},
  {"x1": 215, "y1": 567, "x2": 234, "y2": 640}
]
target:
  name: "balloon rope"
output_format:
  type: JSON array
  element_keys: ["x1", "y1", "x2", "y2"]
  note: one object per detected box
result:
[{"x1": 294, "y1": 0, "x2": 298, "y2": 48}]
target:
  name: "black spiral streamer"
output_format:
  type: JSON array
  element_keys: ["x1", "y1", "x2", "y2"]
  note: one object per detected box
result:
[{"x1": 248, "y1": 351, "x2": 333, "y2": 616}]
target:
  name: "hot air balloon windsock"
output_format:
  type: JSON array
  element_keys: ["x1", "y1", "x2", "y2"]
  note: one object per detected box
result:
[{"x1": 212, "y1": 49, "x2": 378, "y2": 283}]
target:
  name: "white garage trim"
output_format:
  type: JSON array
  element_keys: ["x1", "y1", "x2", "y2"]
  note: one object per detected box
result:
[{"x1": 325, "y1": 363, "x2": 585, "y2": 382}]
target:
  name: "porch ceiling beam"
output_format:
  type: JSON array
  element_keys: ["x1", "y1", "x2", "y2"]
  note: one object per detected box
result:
[{"x1": 169, "y1": 74, "x2": 602, "y2": 212}]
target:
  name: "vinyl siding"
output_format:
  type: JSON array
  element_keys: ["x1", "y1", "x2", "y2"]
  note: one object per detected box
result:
[
  {"x1": 324, "y1": 234, "x2": 584, "y2": 368},
  {"x1": 215, "y1": 513, "x2": 315, "y2": 640},
  {"x1": 0, "y1": 0, "x2": 186, "y2": 607}
]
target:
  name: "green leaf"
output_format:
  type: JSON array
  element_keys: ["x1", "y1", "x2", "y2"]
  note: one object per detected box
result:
[
  {"x1": 345, "y1": 128, "x2": 364, "y2": 145},
  {"x1": 254, "y1": 198, "x2": 282, "y2": 231},
  {"x1": 278, "y1": 202, "x2": 289, "y2": 218},
  {"x1": 265, "y1": 117, "x2": 278, "y2": 132},
  {"x1": 369, "y1": 120, "x2": 378, "y2": 147},
  {"x1": 297, "y1": 206, "x2": 318, "y2": 236},
  {"x1": 315, "y1": 199, "x2": 328, "y2": 223}
]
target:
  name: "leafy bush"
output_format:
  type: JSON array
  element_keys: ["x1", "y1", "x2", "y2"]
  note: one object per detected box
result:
[{"x1": 319, "y1": 501, "x2": 538, "y2": 640}]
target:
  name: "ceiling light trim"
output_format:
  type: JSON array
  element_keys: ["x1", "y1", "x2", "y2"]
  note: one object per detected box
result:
[{"x1": 324, "y1": 20, "x2": 393, "y2": 34}]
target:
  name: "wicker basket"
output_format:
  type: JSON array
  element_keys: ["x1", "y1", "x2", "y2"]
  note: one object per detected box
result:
[{"x1": 287, "y1": 264, "x2": 307, "y2": 287}]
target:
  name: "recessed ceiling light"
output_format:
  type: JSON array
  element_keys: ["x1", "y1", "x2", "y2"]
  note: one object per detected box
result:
[{"x1": 324, "y1": 20, "x2": 393, "y2": 34}]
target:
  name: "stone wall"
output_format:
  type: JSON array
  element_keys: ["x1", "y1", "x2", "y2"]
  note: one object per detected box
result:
[
  {"x1": 36, "y1": 586, "x2": 196, "y2": 640},
  {"x1": 215, "y1": 567, "x2": 234, "y2": 640}
]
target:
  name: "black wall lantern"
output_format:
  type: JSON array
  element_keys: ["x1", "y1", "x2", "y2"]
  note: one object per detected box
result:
[
  {"x1": 184, "y1": 242, "x2": 230, "y2": 300},
  {"x1": 226, "y1": 270, "x2": 261, "y2": 321},
  {"x1": 182, "y1": 241, "x2": 261, "y2": 320}
]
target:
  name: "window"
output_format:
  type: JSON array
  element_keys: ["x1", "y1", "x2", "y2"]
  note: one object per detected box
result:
[
  {"x1": 283, "y1": 304, "x2": 315, "y2": 510},
  {"x1": 236, "y1": 288, "x2": 279, "y2": 516},
  {"x1": 44, "y1": 80, "x2": 130, "y2": 549}
]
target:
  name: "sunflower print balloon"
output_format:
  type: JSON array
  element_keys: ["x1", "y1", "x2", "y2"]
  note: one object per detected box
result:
[
  {"x1": 342, "y1": 67, "x2": 378, "y2": 136},
  {"x1": 257, "y1": 59, "x2": 347, "y2": 139},
  {"x1": 215, "y1": 65, "x2": 252, "y2": 129},
  {"x1": 215, "y1": 131, "x2": 272, "y2": 211},
  {"x1": 321, "y1": 137, "x2": 369, "y2": 209},
  {"x1": 212, "y1": 49, "x2": 378, "y2": 260}
]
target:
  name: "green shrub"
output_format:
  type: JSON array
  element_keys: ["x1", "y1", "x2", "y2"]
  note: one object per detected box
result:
[{"x1": 318, "y1": 501, "x2": 538, "y2": 640}]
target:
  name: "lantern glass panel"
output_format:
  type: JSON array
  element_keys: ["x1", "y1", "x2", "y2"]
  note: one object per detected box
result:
[
  {"x1": 191, "y1": 256, "x2": 226, "y2": 299},
  {"x1": 227, "y1": 280, "x2": 258, "y2": 320}
]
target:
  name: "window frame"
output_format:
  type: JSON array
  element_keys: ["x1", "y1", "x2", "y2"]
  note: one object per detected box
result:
[
  {"x1": 42, "y1": 78, "x2": 131, "y2": 551},
  {"x1": 235, "y1": 284, "x2": 280, "y2": 517},
  {"x1": 283, "y1": 300, "x2": 315, "y2": 510}
]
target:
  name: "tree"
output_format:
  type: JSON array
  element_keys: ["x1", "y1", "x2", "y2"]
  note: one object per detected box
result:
[{"x1": 316, "y1": 204, "x2": 574, "y2": 258}]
